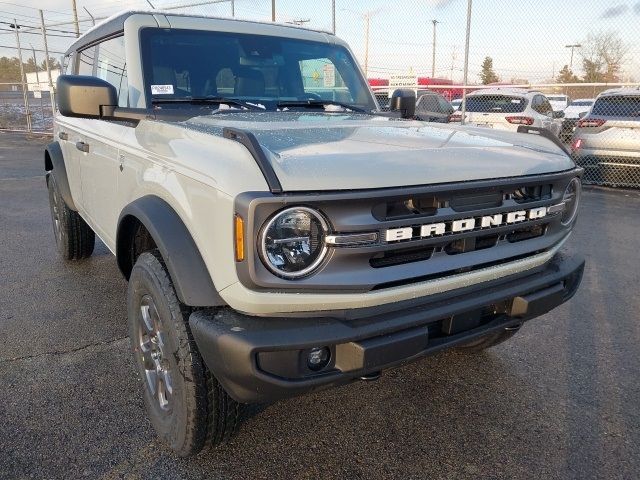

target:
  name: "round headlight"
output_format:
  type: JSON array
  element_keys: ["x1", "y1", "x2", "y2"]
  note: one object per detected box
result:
[
  {"x1": 561, "y1": 177, "x2": 581, "y2": 225},
  {"x1": 260, "y1": 207, "x2": 329, "y2": 279}
]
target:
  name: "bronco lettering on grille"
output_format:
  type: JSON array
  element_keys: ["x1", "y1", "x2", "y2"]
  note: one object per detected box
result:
[{"x1": 384, "y1": 206, "x2": 548, "y2": 242}]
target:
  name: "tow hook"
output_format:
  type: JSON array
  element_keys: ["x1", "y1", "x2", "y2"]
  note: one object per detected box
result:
[{"x1": 360, "y1": 371, "x2": 381, "y2": 381}]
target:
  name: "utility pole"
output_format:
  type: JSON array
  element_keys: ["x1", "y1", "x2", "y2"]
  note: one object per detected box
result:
[
  {"x1": 431, "y1": 19, "x2": 439, "y2": 78},
  {"x1": 231, "y1": 0, "x2": 235, "y2": 17},
  {"x1": 364, "y1": 12, "x2": 370, "y2": 78},
  {"x1": 271, "y1": 0, "x2": 276, "y2": 21},
  {"x1": 10, "y1": 20, "x2": 32, "y2": 132},
  {"x1": 39, "y1": 10, "x2": 56, "y2": 114},
  {"x1": 450, "y1": 46, "x2": 456, "y2": 83},
  {"x1": 30, "y1": 44, "x2": 45, "y2": 122},
  {"x1": 332, "y1": 0, "x2": 336, "y2": 34},
  {"x1": 565, "y1": 43, "x2": 581, "y2": 71},
  {"x1": 460, "y1": 0, "x2": 472, "y2": 125},
  {"x1": 71, "y1": 0, "x2": 80, "y2": 37},
  {"x1": 83, "y1": 7, "x2": 96, "y2": 26}
]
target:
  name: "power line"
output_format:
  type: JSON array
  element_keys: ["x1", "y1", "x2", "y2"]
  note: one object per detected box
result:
[
  {"x1": 0, "y1": 27, "x2": 77, "y2": 38},
  {"x1": 0, "y1": 43, "x2": 64, "y2": 54},
  {"x1": 0, "y1": 20, "x2": 79, "y2": 34}
]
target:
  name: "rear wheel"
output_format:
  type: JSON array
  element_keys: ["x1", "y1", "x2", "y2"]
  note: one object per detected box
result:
[
  {"x1": 127, "y1": 251, "x2": 245, "y2": 456},
  {"x1": 47, "y1": 173, "x2": 95, "y2": 260},
  {"x1": 456, "y1": 328, "x2": 519, "y2": 353}
]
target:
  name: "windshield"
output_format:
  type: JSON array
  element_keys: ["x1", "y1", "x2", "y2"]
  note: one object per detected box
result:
[
  {"x1": 464, "y1": 95, "x2": 527, "y2": 113},
  {"x1": 140, "y1": 28, "x2": 376, "y2": 112},
  {"x1": 591, "y1": 96, "x2": 640, "y2": 117}
]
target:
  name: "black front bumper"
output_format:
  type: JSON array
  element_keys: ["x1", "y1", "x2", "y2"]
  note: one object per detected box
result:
[{"x1": 190, "y1": 253, "x2": 584, "y2": 404}]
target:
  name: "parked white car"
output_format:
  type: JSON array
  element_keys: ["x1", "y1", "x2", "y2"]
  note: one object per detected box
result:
[
  {"x1": 451, "y1": 88, "x2": 563, "y2": 137},
  {"x1": 559, "y1": 98, "x2": 595, "y2": 141},
  {"x1": 451, "y1": 98, "x2": 463, "y2": 110},
  {"x1": 563, "y1": 98, "x2": 595, "y2": 119},
  {"x1": 547, "y1": 94, "x2": 570, "y2": 112}
]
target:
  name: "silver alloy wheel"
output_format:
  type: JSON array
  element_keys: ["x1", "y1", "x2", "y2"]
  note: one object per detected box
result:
[
  {"x1": 50, "y1": 184, "x2": 62, "y2": 243},
  {"x1": 138, "y1": 294, "x2": 173, "y2": 412}
]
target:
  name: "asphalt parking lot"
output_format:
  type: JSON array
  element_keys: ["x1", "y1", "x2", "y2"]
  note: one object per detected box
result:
[{"x1": 1, "y1": 132, "x2": 639, "y2": 479}]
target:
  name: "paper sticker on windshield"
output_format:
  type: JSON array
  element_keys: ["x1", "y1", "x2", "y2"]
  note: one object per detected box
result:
[{"x1": 151, "y1": 84, "x2": 174, "y2": 95}]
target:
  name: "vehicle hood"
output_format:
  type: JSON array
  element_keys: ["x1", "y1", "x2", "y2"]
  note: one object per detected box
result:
[{"x1": 182, "y1": 112, "x2": 575, "y2": 191}]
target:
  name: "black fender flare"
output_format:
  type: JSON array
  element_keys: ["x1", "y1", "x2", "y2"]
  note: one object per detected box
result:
[
  {"x1": 44, "y1": 141, "x2": 77, "y2": 211},
  {"x1": 117, "y1": 196, "x2": 225, "y2": 307}
]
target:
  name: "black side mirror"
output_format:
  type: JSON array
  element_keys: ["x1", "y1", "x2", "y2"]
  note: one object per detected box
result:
[
  {"x1": 57, "y1": 75, "x2": 117, "y2": 118},
  {"x1": 552, "y1": 110, "x2": 565, "y2": 119},
  {"x1": 389, "y1": 88, "x2": 416, "y2": 119}
]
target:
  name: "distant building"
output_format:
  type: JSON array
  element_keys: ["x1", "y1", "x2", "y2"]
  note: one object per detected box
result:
[{"x1": 25, "y1": 69, "x2": 60, "y2": 92}]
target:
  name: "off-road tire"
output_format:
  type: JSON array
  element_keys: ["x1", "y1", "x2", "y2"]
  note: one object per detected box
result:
[
  {"x1": 47, "y1": 174, "x2": 95, "y2": 260},
  {"x1": 456, "y1": 328, "x2": 518, "y2": 353},
  {"x1": 127, "y1": 250, "x2": 245, "y2": 456}
]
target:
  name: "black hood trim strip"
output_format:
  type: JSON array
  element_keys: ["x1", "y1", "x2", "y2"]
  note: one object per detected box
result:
[{"x1": 223, "y1": 127, "x2": 283, "y2": 194}]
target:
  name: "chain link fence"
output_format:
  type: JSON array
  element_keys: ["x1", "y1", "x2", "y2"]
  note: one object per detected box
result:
[{"x1": 1, "y1": 0, "x2": 638, "y2": 187}]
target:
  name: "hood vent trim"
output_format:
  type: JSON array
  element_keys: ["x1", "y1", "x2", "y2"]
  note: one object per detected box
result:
[{"x1": 223, "y1": 127, "x2": 283, "y2": 193}]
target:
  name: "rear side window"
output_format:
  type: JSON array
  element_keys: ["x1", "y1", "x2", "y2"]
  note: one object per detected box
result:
[
  {"x1": 77, "y1": 47, "x2": 95, "y2": 75},
  {"x1": 95, "y1": 36, "x2": 128, "y2": 107},
  {"x1": 591, "y1": 96, "x2": 640, "y2": 117},
  {"x1": 464, "y1": 95, "x2": 527, "y2": 113}
]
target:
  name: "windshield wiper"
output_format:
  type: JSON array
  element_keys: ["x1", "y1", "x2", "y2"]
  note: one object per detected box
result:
[
  {"x1": 151, "y1": 96, "x2": 264, "y2": 111},
  {"x1": 277, "y1": 99, "x2": 366, "y2": 113}
]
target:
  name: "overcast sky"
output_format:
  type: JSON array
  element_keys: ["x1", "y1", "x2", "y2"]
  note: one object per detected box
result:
[{"x1": 1, "y1": 0, "x2": 639, "y2": 83}]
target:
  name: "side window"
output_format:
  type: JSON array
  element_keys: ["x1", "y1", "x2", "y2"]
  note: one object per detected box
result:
[
  {"x1": 532, "y1": 95, "x2": 543, "y2": 114},
  {"x1": 62, "y1": 54, "x2": 74, "y2": 75},
  {"x1": 95, "y1": 36, "x2": 128, "y2": 107},
  {"x1": 417, "y1": 94, "x2": 440, "y2": 113},
  {"x1": 436, "y1": 95, "x2": 452, "y2": 113},
  {"x1": 539, "y1": 97, "x2": 553, "y2": 116},
  {"x1": 77, "y1": 46, "x2": 95, "y2": 76}
]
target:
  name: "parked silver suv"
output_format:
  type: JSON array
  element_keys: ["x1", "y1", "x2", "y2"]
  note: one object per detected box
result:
[
  {"x1": 45, "y1": 10, "x2": 585, "y2": 456},
  {"x1": 572, "y1": 88, "x2": 640, "y2": 186}
]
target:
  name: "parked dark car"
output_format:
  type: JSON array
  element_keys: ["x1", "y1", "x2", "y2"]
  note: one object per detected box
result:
[
  {"x1": 375, "y1": 90, "x2": 454, "y2": 122},
  {"x1": 414, "y1": 90, "x2": 455, "y2": 122}
]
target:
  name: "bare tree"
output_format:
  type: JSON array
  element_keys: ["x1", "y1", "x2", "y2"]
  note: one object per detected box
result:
[{"x1": 580, "y1": 31, "x2": 628, "y2": 83}]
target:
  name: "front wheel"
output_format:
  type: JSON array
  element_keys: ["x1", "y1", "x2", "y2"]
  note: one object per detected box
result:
[{"x1": 127, "y1": 251, "x2": 246, "y2": 456}]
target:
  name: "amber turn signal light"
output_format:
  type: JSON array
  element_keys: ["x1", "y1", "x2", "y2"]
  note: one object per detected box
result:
[{"x1": 234, "y1": 214, "x2": 245, "y2": 262}]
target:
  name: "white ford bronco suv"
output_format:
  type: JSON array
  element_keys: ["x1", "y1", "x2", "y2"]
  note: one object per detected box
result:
[{"x1": 46, "y1": 11, "x2": 585, "y2": 456}]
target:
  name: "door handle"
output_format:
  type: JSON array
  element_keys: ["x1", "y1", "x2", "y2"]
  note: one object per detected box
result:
[
  {"x1": 58, "y1": 131, "x2": 68, "y2": 140},
  {"x1": 75, "y1": 141, "x2": 89, "y2": 153}
]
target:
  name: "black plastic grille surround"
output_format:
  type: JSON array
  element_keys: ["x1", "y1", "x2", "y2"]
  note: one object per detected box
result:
[{"x1": 234, "y1": 169, "x2": 581, "y2": 292}]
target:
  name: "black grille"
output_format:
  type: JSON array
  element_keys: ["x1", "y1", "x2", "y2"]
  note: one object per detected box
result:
[
  {"x1": 372, "y1": 184, "x2": 553, "y2": 222},
  {"x1": 370, "y1": 223, "x2": 550, "y2": 268}
]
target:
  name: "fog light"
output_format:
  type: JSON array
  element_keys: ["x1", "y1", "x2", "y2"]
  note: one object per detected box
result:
[{"x1": 307, "y1": 347, "x2": 331, "y2": 371}]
